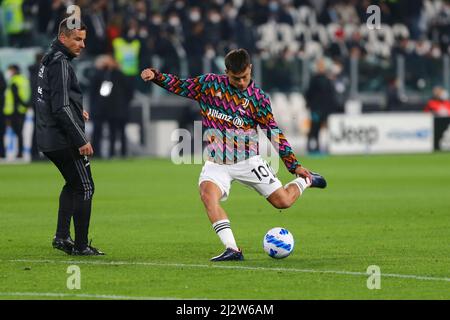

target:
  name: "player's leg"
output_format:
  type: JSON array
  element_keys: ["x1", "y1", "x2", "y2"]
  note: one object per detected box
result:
[
  {"x1": 267, "y1": 177, "x2": 310, "y2": 209},
  {"x1": 235, "y1": 156, "x2": 311, "y2": 209},
  {"x1": 44, "y1": 149, "x2": 76, "y2": 254},
  {"x1": 199, "y1": 181, "x2": 229, "y2": 224},
  {"x1": 67, "y1": 149, "x2": 103, "y2": 255},
  {"x1": 56, "y1": 183, "x2": 74, "y2": 239},
  {"x1": 45, "y1": 148, "x2": 103, "y2": 255},
  {"x1": 199, "y1": 163, "x2": 243, "y2": 261},
  {"x1": 268, "y1": 171, "x2": 328, "y2": 209},
  {"x1": 199, "y1": 181, "x2": 240, "y2": 252}
]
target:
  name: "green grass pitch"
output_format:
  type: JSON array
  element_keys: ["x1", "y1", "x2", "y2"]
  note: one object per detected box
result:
[{"x1": 0, "y1": 153, "x2": 449, "y2": 299}]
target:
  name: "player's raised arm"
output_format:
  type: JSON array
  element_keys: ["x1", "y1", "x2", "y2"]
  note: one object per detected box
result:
[
  {"x1": 141, "y1": 68, "x2": 155, "y2": 81},
  {"x1": 141, "y1": 67, "x2": 203, "y2": 101}
]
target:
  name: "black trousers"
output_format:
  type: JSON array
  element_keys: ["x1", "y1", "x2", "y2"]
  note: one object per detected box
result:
[
  {"x1": 0, "y1": 115, "x2": 5, "y2": 158},
  {"x1": 6, "y1": 114, "x2": 25, "y2": 157},
  {"x1": 93, "y1": 119, "x2": 127, "y2": 158},
  {"x1": 307, "y1": 112, "x2": 328, "y2": 153},
  {"x1": 108, "y1": 118, "x2": 127, "y2": 157},
  {"x1": 44, "y1": 148, "x2": 95, "y2": 250}
]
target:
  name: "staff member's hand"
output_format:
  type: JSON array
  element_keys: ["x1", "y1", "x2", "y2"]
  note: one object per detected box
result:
[
  {"x1": 141, "y1": 68, "x2": 155, "y2": 81},
  {"x1": 79, "y1": 142, "x2": 94, "y2": 156},
  {"x1": 83, "y1": 110, "x2": 89, "y2": 121}
]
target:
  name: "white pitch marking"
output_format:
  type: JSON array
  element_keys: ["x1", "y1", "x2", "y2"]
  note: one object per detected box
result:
[
  {"x1": 3, "y1": 259, "x2": 450, "y2": 283},
  {"x1": 0, "y1": 292, "x2": 197, "y2": 300}
]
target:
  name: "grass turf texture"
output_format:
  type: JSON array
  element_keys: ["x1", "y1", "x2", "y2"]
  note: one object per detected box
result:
[{"x1": 0, "y1": 153, "x2": 449, "y2": 300}]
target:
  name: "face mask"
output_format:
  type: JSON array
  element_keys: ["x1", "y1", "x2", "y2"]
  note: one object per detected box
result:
[
  {"x1": 205, "y1": 47, "x2": 215, "y2": 59},
  {"x1": 189, "y1": 11, "x2": 201, "y2": 22},
  {"x1": 431, "y1": 47, "x2": 441, "y2": 58},
  {"x1": 152, "y1": 16, "x2": 162, "y2": 26},
  {"x1": 175, "y1": 1, "x2": 184, "y2": 9},
  {"x1": 226, "y1": 8, "x2": 238, "y2": 19},
  {"x1": 5, "y1": 70, "x2": 13, "y2": 81},
  {"x1": 209, "y1": 13, "x2": 221, "y2": 23},
  {"x1": 127, "y1": 30, "x2": 137, "y2": 38},
  {"x1": 169, "y1": 16, "x2": 180, "y2": 27},
  {"x1": 139, "y1": 27, "x2": 148, "y2": 38},
  {"x1": 332, "y1": 64, "x2": 342, "y2": 75},
  {"x1": 269, "y1": 1, "x2": 279, "y2": 12},
  {"x1": 441, "y1": 91, "x2": 449, "y2": 100}
]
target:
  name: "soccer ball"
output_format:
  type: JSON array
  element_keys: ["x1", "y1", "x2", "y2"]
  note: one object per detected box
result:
[{"x1": 263, "y1": 227, "x2": 294, "y2": 259}]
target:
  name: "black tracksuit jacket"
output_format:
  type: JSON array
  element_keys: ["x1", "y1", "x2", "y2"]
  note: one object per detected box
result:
[{"x1": 35, "y1": 39, "x2": 88, "y2": 152}]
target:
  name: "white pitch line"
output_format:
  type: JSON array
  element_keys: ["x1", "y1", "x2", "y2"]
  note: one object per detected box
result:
[
  {"x1": 3, "y1": 259, "x2": 450, "y2": 283},
  {"x1": 0, "y1": 292, "x2": 194, "y2": 300}
]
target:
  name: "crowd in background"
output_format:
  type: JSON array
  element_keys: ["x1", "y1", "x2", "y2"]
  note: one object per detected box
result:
[
  {"x1": 1, "y1": 0, "x2": 450, "y2": 159},
  {"x1": 3, "y1": 0, "x2": 450, "y2": 70},
  {"x1": 2, "y1": 0, "x2": 449, "y2": 96}
]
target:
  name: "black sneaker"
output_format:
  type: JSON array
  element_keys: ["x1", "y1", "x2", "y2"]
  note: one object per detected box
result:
[
  {"x1": 210, "y1": 248, "x2": 244, "y2": 262},
  {"x1": 72, "y1": 241, "x2": 105, "y2": 256},
  {"x1": 310, "y1": 171, "x2": 327, "y2": 189},
  {"x1": 52, "y1": 236, "x2": 74, "y2": 255}
]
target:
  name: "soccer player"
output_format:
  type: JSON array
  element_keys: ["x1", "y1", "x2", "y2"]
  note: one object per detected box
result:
[
  {"x1": 35, "y1": 18, "x2": 104, "y2": 255},
  {"x1": 141, "y1": 49, "x2": 326, "y2": 261}
]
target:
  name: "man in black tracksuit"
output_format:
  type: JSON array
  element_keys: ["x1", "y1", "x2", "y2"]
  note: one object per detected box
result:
[{"x1": 35, "y1": 18, "x2": 104, "y2": 255}]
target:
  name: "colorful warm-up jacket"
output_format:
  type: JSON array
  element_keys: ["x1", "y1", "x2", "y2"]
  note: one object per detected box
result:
[{"x1": 151, "y1": 70, "x2": 300, "y2": 173}]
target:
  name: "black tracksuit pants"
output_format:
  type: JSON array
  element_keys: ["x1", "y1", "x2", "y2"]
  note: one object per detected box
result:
[
  {"x1": 44, "y1": 148, "x2": 95, "y2": 250},
  {"x1": 6, "y1": 114, "x2": 25, "y2": 157}
]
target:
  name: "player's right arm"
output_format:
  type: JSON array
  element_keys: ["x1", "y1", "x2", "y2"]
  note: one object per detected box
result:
[
  {"x1": 48, "y1": 59, "x2": 93, "y2": 155},
  {"x1": 141, "y1": 67, "x2": 203, "y2": 101}
]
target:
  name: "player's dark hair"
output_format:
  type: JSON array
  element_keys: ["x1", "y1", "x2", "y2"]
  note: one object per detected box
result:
[
  {"x1": 58, "y1": 17, "x2": 87, "y2": 37},
  {"x1": 225, "y1": 49, "x2": 251, "y2": 73}
]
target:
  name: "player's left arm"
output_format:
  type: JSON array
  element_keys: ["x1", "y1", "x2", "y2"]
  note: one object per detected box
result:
[
  {"x1": 256, "y1": 94, "x2": 311, "y2": 179},
  {"x1": 141, "y1": 67, "x2": 203, "y2": 101}
]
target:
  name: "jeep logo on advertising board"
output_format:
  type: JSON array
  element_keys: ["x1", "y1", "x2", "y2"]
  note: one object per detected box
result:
[
  {"x1": 328, "y1": 113, "x2": 434, "y2": 155},
  {"x1": 330, "y1": 121, "x2": 379, "y2": 145}
]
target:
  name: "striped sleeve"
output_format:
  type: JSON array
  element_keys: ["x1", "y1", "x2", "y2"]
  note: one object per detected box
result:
[
  {"x1": 256, "y1": 93, "x2": 300, "y2": 174},
  {"x1": 150, "y1": 69, "x2": 204, "y2": 101}
]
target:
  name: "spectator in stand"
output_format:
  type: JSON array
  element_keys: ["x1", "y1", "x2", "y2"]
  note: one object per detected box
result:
[
  {"x1": 105, "y1": 13, "x2": 123, "y2": 53},
  {"x1": 385, "y1": 76, "x2": 405, "y2": 111},
  {"x1": 84, "y1": 0, "x2": 108, "y2": 56},
  {"x1": 45, "y1": 0, "x2": 67, "y2": 37},
  {"x1": 204, "y1": 8, "x2": 224, "y2": 50},
  {"x1": 400, "y1": 0, "x2": 424, "y2": 40},
  {"x1": 424, "y1": 86, "x2": 450, "y2": 117},
  {"x1": 185, "y1": 21, "x2": 206, "y2": 76}
]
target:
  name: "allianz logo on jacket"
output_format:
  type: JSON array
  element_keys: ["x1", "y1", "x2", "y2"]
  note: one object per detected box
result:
[{"x1": 207, "y1": 108, "x2": 244, "y2": 127}]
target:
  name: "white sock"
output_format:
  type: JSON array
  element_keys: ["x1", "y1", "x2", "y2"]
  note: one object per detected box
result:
[
  {"x1": 285, "y1": 176, "x2": 311, "y2": 195},
  {"x1": 212, "y1": 219, "x2": 238, "y2": 251}
]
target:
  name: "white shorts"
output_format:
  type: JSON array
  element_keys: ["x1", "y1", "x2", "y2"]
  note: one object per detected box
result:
[{"x1": 198, "y1": 155, "x2": 283, "y2": 201}]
